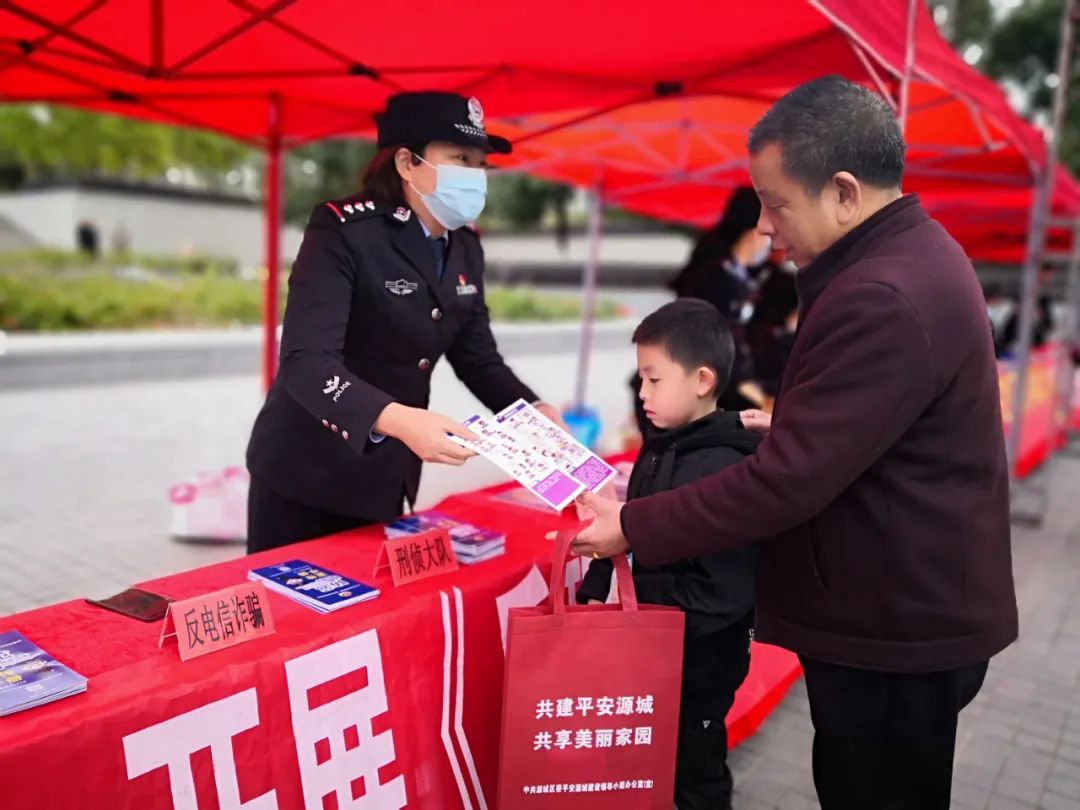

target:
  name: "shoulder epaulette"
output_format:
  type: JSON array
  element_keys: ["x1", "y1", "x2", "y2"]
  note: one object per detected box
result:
[{"x1": 322, "y1": 196, "x2": 384, "y2": 224}]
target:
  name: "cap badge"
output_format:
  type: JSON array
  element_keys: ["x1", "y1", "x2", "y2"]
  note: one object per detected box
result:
[{"x1": 467, "y1": 97, "x2": 485, "y2": 130}]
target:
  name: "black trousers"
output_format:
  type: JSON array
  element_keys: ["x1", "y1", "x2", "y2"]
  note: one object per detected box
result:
[
  {"x1": 246, "y1": 477, "x2": 375, "y2": 554},
  {"x1": 675, "y1": 614, "x2": 754, "y2": 810},
  {"x1": 800, "y1": 656, "x2": 989, "y2": 810}
]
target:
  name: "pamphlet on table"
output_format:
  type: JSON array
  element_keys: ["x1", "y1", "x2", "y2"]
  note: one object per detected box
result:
[
  {"x1": 248, "y1": 560, "x2": 379, "y2": 613},
  {"x1": 0, "y1": 630, "x2": 87, "y2": 717},
  {"x1": 385, "y1": 511, "x2": 506, "y2": 564}
]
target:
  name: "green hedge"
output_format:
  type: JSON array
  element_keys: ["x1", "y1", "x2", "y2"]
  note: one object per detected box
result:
[
  {"x1": 0, "y1": 248, "x2": 239, "y2": 276},
  {"x1": 0, "y1": 272, "x2": 619, "y2": 331}
]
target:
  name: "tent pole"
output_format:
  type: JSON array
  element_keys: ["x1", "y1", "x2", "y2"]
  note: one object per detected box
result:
[
  {"x1": 1006, "y1": 0, "x2": 1075, "y2": 472},
  {"x1": 897, "y1": 0, "x2": 918, "y2": 131},
  {"x1": 573, "y1": 184, "x2": 604, "y2": 408},
  {"x1": 262, "y1": 93, "x2": 283, "y2": 392},
  {"x1": 1052, "y1": 218, "x2": 1080, "y2": 441}
]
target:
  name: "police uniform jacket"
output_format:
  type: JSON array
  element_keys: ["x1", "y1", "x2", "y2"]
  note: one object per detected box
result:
[{"x1": 246, "y1": 196, "x2": 538, "y2": 521}]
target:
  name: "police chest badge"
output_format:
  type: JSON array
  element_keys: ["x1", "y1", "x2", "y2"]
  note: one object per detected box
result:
[
  {"x1": 386, "y1": 279, "x2": 419, "y2": 296},
  {"x1": 456, "y1": 274, "x2": 478, "y2": 296}
]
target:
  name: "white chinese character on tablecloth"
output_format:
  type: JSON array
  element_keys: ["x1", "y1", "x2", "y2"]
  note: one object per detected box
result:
[
  {"x1": 574, "y1": 729, "x2": 593, "y2": 749},
  {"x1": 556, "y1": 697, "x2": 574, "y2": 717},
  {"x1": 595, "y1": 729, "x2": 614, "y2": 748},
  {"x1": 636, "y1": 695, "x2": 654, "y2": 715},
  {"x1": 635, "y1": 726, "x2": 653, "y2": 745},
  {"x1": 576, "y1": 696, "x2": 594, "y2": 716},
  {"x1": 283, "y1": 631, "x2": 406, "y2": 809},
  {"x1": 123, "y1": 689, "x2": 277, "y2": 810},
  {"x1": 534, "y1": 731, "x2": 552, "y2": 750},
  {"x1": 616, "y1": 696, "x2": 635, "y2": 715},
  {"x1": 554, "y1": 730, "x2": 572, "y2": 749},
  {"x1": 615, "y1": 728, "x2": 633, "y2": 747},
  {"x1": 536, "y1": 699, "x2": 554, "y2": 719},
  {"x1": 596, "y1": 696, "x2": 615, "y2": 716}
]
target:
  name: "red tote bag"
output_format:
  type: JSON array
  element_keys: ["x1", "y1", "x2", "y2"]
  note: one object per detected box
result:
[{"x1": 496, "y1": 530, "x2": 685, "y2": 809}]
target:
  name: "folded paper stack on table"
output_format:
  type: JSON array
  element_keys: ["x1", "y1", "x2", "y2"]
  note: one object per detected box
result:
[
  {"x1": 386, "y1": 511, "x2": 506, "y2": 564},
  {"x1": 248, "y1": 560, "x2": 380, "y2": 613},
  {"x1": 0, "y1": 630, "x2": 88, "y2": 717}
]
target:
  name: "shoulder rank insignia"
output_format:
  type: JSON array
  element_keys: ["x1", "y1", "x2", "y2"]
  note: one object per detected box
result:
[{"x1": 323, "y1": 198, "x2": 379, "y2": 223}]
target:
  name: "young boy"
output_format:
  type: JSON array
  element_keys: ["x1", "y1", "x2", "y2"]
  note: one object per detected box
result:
[{"x1": 577, "y1": 297, "x2": 760, "y2": 810}]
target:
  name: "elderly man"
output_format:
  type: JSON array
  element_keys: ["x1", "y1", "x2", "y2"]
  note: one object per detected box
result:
[{"x1": 573, "y1": 76, "x2": 1018, "y2": 810}]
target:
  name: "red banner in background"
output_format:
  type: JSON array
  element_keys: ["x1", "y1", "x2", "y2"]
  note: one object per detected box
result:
[{"x1": 999, "y1": 344, "x2": 1067, "y2": 478}]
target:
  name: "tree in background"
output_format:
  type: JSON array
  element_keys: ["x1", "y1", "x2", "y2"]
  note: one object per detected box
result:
[
  {"x1": 930, "y1": 0, "x2": 1079, "y2": 175},
  {"x1": 0, "y1": 105, "x2": 251, "y2": 187},
  {"x1": 983, "y1": 0, "x2": 1079, "y2": 174},
  {"x1": 283, "y1": 140, "x2": 376, "y2": 224}
]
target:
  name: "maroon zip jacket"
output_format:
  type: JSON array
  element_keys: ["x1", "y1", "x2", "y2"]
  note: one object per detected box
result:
[{"x1": 622, "y1": 195, "x2": 1018, "y2": 672}]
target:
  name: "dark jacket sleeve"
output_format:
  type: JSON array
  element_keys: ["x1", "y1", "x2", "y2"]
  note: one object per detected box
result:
[
  {"x1": 445, "y1": 235, "x2": 539, "y2": 412},
  {"x1": 629, "y1": 446, "x2": 756, "y2": 622},
  {"x1": 623, "y1": 282, "x2": 937, "y2": 567},
  {"x1": 575, "y1": 557, "x2": 615, "y2": 604},
  {"x1": 276, "y1": 205, "x2": 396, "y2": 447}
]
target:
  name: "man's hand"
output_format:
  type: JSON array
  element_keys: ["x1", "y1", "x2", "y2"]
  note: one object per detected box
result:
[
  {"x1": 374, "y1": 403, "x2": 478, "y2": 466},
  {"x1": 740, "y1": 409, "x2": 772, "y2": 434},
  {"x1": 570, "y1": 492, "x2": 629, "y2": 559}
]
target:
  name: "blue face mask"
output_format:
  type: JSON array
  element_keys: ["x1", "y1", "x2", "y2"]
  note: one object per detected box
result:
[{"x1": 411, "y1": 154, "x2": 488, "y2": 230}]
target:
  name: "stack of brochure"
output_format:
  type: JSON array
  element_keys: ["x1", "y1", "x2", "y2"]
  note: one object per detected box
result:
[
  {"x1": 385, "y1": 512, "x2": 506, "y2": 564},
  {"x1": 248, "y1": 560, "x2": 379, "y2": 613},
  {"x1": 0, "y1": 631, "x2": 87, "y2": 717}
]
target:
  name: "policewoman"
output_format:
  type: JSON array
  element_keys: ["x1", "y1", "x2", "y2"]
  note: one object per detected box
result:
[{"x1": 246, "y1": 91, "x2": 560, "y2": 552}]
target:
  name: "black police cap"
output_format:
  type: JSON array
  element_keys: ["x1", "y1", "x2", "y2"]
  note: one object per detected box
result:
[{"x1": 376, "y1": 91, "x2": 512, "y2": 155}]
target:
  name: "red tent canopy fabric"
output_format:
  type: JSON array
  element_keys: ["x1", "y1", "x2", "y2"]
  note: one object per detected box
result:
[
  {"x1": 0, "y1": 0, "x2": 1049, "y2": 172},
  {"x1": 480, "y1": 1, "x2": 1062, "y2": 263},
  {"x1": 2, "y1": 2, "x2": 1070, "y2": 268},
  {"x1": 922, "y1": 167, "x2": 1080, "y2": 264}
]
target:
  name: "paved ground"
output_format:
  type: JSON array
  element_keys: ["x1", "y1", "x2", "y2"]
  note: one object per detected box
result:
[{"x1": 1, "y1": 371, "x2": 1078, "y2": 809}]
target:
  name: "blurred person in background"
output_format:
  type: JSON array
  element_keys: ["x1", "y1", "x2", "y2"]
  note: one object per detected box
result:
[{"x1": 630, "y1": 187, "x2": 777, "y2": 435}]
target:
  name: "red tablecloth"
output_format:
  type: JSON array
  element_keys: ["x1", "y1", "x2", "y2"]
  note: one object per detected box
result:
[{"x1": 0, "y1": 473, "x2": 799, "y2": 808}]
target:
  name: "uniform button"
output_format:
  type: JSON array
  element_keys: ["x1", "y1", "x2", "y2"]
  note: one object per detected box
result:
[
  {"x1": 321, "y1": 419, "x2": 329, "y2": 429},
  {"x1": 342, "y1": 430, "x2": 350, "y2": 441},
  {"x1": 331, "y1": 424, "x2": 339, "y2": 432},
  {"x1": 418, "y1": 358, "x2": 431, "y2": 371},
  {"x1": 431, "y1": 308, "x2": 443, "y2": 321}
]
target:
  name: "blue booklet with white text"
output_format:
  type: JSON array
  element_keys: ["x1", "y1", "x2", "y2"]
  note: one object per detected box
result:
[
  {"x1": 248, "y1": 560, "x2": 379, "y2": 613},
  {"x1": 0, "y1": 630, "x2": 88, "y2": 717}
]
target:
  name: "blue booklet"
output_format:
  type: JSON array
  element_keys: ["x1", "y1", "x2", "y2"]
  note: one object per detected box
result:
[
  {"x1": 0, "y1": 630, "x2": 88, "y2": 717},
  {"x1": 248, "y1": 560, "x2": 379, "y2": 613},
  {"x1": 385, "y1": 511, "x2": 506, "y2": 563}
]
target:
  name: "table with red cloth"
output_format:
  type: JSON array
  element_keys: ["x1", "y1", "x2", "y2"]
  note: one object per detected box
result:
[{"x1": 0, "y1": 474, "x2": 799, "y2": 808}]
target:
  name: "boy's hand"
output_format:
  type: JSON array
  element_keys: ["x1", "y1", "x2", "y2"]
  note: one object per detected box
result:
[
  {"x1": 739, "y1": 409, "x2": 772, "y2": 434},
  {"x1": 571, "y1": 493, "x2": 629, "y2": 559},
  {"x1": 587, "y1": 599, "x2": 604, "y2": 605}
]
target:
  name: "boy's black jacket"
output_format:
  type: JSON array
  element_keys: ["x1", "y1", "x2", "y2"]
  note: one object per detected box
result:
[{"x1": 576, "y1": 409, "x2": 760, "y2": 635}]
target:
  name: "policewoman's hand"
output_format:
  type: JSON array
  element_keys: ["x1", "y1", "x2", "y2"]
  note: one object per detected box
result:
[{"x1": 374, "y1": 403, "x2": 479, "y2": 466}]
